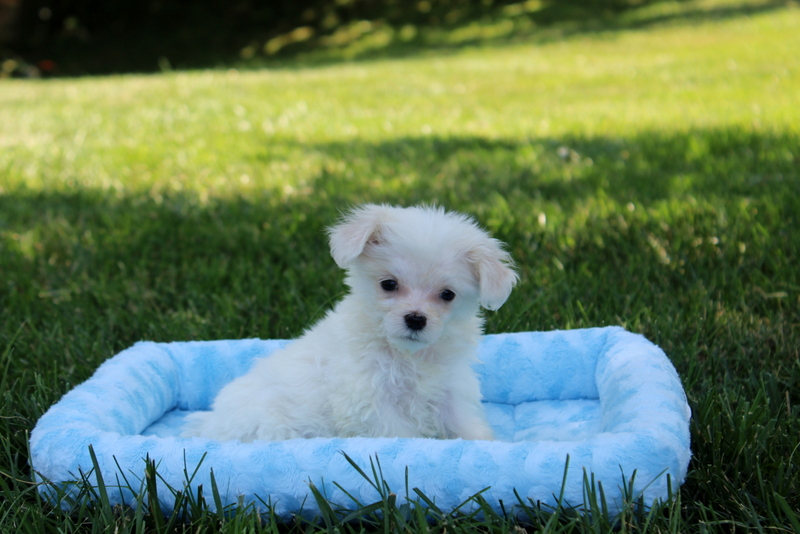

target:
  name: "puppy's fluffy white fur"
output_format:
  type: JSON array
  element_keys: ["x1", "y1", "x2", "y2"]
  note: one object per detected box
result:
[{"x1": 182, "y1": 204, "x2": 517, "y2": 442}]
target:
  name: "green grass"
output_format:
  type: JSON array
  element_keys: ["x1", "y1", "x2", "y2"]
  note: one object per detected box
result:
[{"x1": 1, "y1": 0, "x2": 799, "y2": 531}]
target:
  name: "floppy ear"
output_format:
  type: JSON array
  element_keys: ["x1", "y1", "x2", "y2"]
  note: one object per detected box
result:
[
  {"x1": 328, "y1": 204, "x2": 387, "y2": 267},
  {"x1": 467, "y1": 240, "x2": 519, "y2": 311}
]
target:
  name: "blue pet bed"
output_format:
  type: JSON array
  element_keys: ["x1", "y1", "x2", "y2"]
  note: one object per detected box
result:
[{"x1": 30, "y1": 327, "x2": 691, "y2": 518}]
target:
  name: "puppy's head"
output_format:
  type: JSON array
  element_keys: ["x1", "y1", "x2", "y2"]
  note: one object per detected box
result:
[{"x1": 329, "y1": 204, "x2": 518, "y2": 353}]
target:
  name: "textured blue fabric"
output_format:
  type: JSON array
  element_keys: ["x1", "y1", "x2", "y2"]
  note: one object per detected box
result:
[{"x1": 30, "y1": 327, "x2": 691, "y2": 517}]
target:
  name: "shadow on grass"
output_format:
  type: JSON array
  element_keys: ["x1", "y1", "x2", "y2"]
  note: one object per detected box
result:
[
  {"x1": 15, "y1": 0, "x2": 794, "y2": 75},
  {"x1": 291, "y1": 0, "x2": 792, "y2": 67},
  {"x1": 1, "y1": 126, "x2": 796, "y2": 357},
  {"x1": 249, "y1": 127, "x2": 799, "y2": 212}
]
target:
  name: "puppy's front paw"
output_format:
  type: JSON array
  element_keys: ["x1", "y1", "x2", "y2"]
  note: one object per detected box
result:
[
  {"x1": 456, "y1": 423, "x2": 494, "y2": 441},
  {"x1": 180, "y1": 411, "x2": 207, "y2": 438}
]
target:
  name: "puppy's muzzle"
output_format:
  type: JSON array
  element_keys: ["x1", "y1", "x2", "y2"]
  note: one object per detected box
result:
[{"x1": 404, "y1": 312, "x2": 427, "y2": 331}]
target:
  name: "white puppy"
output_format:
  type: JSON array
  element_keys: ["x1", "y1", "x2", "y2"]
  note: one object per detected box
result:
[{"x1": 183, "y1": 204, "x2": 517, "y2": 442}]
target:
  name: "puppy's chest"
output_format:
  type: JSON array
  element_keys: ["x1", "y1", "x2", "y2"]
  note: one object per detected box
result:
[{"x1": 372, "y1": 359, "x2": 446, "y2": 414}]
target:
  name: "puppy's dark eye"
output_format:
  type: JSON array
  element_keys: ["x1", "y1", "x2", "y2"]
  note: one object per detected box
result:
[
  {"x1": 440, "y1": 289, "x2": 456, "y2": 301},
  {"x1": 380, "y1": 280, "x2": 398, "y2": 292}
]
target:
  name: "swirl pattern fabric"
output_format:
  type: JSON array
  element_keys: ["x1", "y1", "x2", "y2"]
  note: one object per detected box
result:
[{"x1": 30, "y1": 327, "x2": 691, "y2": 517}]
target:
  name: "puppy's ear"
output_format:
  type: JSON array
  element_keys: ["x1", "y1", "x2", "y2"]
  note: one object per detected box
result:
[
  {"x1": 328, "y1": 204, "x2": 387, "y2": 267},
  {"x1": 467, "y1": 240, "x2": 519, "y2": 311}
]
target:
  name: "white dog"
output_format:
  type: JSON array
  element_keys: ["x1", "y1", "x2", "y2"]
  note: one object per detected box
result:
[{"x1": 182, "y1": 204, "x2": 517, "y2": 442}]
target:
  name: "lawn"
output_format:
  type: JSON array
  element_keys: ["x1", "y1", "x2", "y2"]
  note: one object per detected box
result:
[{"x1": 1, "y1": 0, "x2": 798, "y2": 531}]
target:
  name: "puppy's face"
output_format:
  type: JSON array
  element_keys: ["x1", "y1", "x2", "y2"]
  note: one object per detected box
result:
[
  {"x1": 329, "y1": 205, "x2": 518, "y2": 353},
  {"x1": 351, "y1": 247, "x2": 481, "y2": 352}
]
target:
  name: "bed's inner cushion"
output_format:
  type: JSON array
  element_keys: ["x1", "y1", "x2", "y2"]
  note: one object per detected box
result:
[{"x1": 142, "y1": 399, "x2": 604, "y2": 443}]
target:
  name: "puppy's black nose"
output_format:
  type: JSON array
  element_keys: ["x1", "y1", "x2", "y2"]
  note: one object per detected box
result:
[{"x1": 404, "y1": 313, "x2": 427, "y2": 331}]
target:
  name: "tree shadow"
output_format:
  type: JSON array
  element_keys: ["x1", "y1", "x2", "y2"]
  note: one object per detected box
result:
[
  {"x1": 249, "y1": 127, "x2": 798, "y2": 213},
  {"x1": 307, "y1": 0, "x2": 791, "y2": 66},
  {"x1": 9, "y1": 0, "x2": 793, "y2": 75}
]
